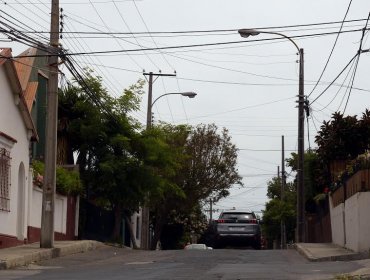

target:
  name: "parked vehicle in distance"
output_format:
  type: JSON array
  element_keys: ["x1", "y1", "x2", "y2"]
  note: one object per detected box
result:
[
  {"x1": 184, "y1": 243, "x2": 213, "y2": 250},
  {"x1": 215, "y1": 210, "x2": 261, "y2": 249}
]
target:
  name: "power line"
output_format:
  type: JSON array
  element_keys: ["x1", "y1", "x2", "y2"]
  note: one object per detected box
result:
[
  {"x1": 187, "y1": 97, "x2": 295, "y2": 120},
  {"x1": 12, "y1": 17, "x2": 367, "y2": 35},
  {"x1": 59, "y1": 4, "x2": 129, "y2": 100},
  {"x1": 132, "y1": 0, "x2": 174, "y2": 71},
  {"x1": 316, "y1": 56, "x2": 357, "y2": 112},
  {"x1": 2, "y1": 0, "x2": 140, "y2": 4},
  {"x1": 87, "y1": 0, "x2": 143, "y2": 70},
  {"x1": 111, "y1": 0, "x2": 159, "y2": 70},
  {"x1": 13, "y1": 27, "x2": 370, "y2": 58},
  {"x1": 307, "y1": 0, "x2": 353, "y2": 98},
  {"x1": 342, "y1": 13, "x2": 370, "y2": 114},
  {"x1": 310, "y1": 53, "x2": 359, "y2": 105}
]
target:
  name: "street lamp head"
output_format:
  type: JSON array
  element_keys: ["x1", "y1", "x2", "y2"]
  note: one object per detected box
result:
[
  {"x1": 238, "y1": 29, "x2": 260, "y2": 38},
  {"x1": 180, "y1": 91, "x2": 197, "y2": 98}
]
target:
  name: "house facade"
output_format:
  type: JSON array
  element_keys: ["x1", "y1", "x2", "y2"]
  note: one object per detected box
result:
[
  {"x1": 0, "y1": 47, "x2": 80, "y2": 249},
  {"x1": 0, "y1": 48, "x2": 37, "y2": 248}
]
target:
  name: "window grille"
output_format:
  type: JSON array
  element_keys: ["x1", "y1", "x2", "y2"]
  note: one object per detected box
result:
[{"x1": 0, "y1": 148, "x2": 11, "y2": 211}]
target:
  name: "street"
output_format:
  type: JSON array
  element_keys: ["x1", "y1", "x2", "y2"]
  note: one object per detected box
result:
[{"x1": 0, "y1": 245, "x2": 366, "y2": 280}]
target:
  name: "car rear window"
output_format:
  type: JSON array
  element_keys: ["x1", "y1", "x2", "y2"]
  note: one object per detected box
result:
[{"x1": 220, "y1": 212, "x2": 255, "y2": 220}]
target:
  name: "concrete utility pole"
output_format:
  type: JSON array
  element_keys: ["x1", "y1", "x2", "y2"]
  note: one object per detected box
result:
[
  {"x1": 239, "y1": 29, "x2": 306, "y2": 243},
  {"x1": 281, "y1": 135, "x2": 286, "y2": 249},
  {"x1": 297, "y1": 49, "x2": 305, "y2": 243},
  {"x1": 41, "y1": 0, "x2": 59, "y2": 248},
  {"x1": 141, "y1": 71, "x2": 176, "y2": 250}
]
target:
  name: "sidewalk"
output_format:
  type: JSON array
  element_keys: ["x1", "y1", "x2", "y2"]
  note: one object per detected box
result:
[
  {"x1": 296, "y1": 243, "x2": 370, "y2": 279},
  {"x1": 295, "y1": 243, "x2": 370, "y2": 262},
  {"x1": 0, "y1": 240, "x2": 102, "y2": 270}
]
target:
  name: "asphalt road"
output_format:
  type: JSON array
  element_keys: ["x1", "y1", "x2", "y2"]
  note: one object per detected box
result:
[{"x1": 0, "y1": 245, "x2": 365, "y2": 280}]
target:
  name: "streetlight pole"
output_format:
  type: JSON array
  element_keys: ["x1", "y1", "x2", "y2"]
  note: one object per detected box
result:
[
  {"x1": 141, "y1": 90, "x2": 197, "y2": 250},
  {"x1": 238, "y1": 29, "x2": 305, "y2": 243}
]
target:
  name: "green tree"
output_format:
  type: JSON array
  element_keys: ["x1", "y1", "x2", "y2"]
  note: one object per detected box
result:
[
  {"x1": 58, "y1": 72, "x2": 149, "y2": 246},
  {"x1": 262, "y1": 176, "x2": 296, "y2": 247},
  {"x1": 150, "y1": 124, "x2": 242, "y2": 249}
]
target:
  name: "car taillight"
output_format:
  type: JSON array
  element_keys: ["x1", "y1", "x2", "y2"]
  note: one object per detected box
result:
[
  {"x1": 250, "y1": 219, "x2": 257, "y2": 224},
  {"x1": 216, "y1": 219, "x2": 225, "y2": 223}
]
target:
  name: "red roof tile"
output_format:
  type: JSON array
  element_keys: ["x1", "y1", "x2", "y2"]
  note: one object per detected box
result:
[
  {"x1": 14, "y1": 48, "x2": 36, "y2": 92},
  {"x1": 23, "y1": 81, "x2": 38, "y2": 113}
]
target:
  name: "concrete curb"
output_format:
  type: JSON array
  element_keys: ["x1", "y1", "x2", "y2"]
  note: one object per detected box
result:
[
  {"x1": 0, "y1": 240, "x2": 103, "y2": 270},
  {"x1": 295, "y1": 243, "x2": 370, "y2": 262}
]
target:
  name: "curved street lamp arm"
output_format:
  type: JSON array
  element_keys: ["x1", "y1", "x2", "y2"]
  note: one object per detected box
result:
[
  {"x1": 238, "y1": 29, "x2": 300, "y2": 52},
  {"x1": 151, "y1": 93, "x2": 177, "y2": 109},
  {"x1": 260, "y1": 31, "x2": 300, "y2": 53}
]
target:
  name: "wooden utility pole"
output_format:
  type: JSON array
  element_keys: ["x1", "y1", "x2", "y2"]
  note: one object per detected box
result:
[
  {"x1": 40, "y1": 0, "x2": 59, "y2": 248},
  {"x1": 141, "y1": 71, "x2": 176, "y2": 250}
]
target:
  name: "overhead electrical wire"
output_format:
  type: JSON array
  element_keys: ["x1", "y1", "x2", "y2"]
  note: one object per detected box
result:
[
  {"x1": 47, "y1": 22, "x2": 368, "y2": 39},
  {"x1": 336, "y1": 56, "x2": 359, "y2": 112},
  {"x1": 111, "y1": 0, "x2": 159, "y2": 70},
  {"x1": 33, "y1": 0, "x2": 126, "y2": 99},
  {"x1": 316, "y1": 56, "x2": 357, "y2": 112},
  {"x1": 307, "y1": 0, "x2": 353, "y2": 98},
  {"x1": 13, "y1": 27, "x2": 370, "y2": 58},
  {"x1": 29, "y1": 0, "x2": 128, "y2": 102},
  {"x1": 187, "y1": 97, "x2": 295, "y2": 120},
  {"x1": 176, "y1": 78, "x2": 190, "y2": 124},
  {"x1": 13, "y1": 17, "x2": 367, "y2": 35},
  {"x1": 309, "y1": 53, "x2": 359, "y2": 105},
  {"x1": 64, "y1": 55, "x2": 120, "y2": 121},
  {"x1": 2, "y1": 0, "x2": 141, "y2": 4},
  {"x1": 63, "y1": 23, "x2": 125, "y2": 100},
  {"x1": 87, "y1": 0, "x2": 143, "y2": 70},
  {"x1": 1, "y1": 0, "x2": 49, "y2": 39},
  {"x1": 55, "y1": 59, "x2": 370, "y2": 94},
  {"x1": 342, "y1": 13, "x2": 370, "y2": 114},
  {"x1": 132, "y1": 0, "x2": 174, "y2": 71},
  {"x1": 0, "y1": 10, "x2": 49, "y2": 44}
]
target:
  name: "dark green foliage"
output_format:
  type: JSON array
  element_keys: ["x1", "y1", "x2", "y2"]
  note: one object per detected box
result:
[
  {"x1": 262, "y1": 177, "x2": 296, "y2": 246},
  {"x1": 150, "y1": 123, "x2": 242, "y2": 249},
  {"x1": 58, "y1": 70, "x2": 242, "y2": 248},
  {"x1": 32, "y1": 160, "x2": 82, "y2": 195}
]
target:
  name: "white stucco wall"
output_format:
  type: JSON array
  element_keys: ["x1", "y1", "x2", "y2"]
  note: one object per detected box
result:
[
  {"x1": 0, "y1": 66, "x2": 31, "y2": 240},
  {"x1": 29, "y1": 187, "x2": 43, "y2": 228},
  {"x1": 29, "y1": 187, "x2": 67, "y2": 234},
  {"x1": 344, "y1": 192, "x2": 370, "y2": 252},
  {"x1": 330, "y1": 192, "x2": 370, "y2": 252},
  {"x1": 329, "y1": 196, "x2": 345, "y2": 247}
]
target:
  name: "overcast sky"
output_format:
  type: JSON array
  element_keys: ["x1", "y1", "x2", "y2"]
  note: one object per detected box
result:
[{"x1": 2, "y1": 0, "x2": 370, "y2": 217}]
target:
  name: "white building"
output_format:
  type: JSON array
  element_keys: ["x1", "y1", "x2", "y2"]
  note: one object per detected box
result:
[{"x1": 0, "y1": 48, "x2": 38, "y2": 248}]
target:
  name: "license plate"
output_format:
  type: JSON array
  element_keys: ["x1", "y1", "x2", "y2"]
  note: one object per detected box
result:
[{"x1": 229, "y1": 227, "x2": 244, "y2": 231}]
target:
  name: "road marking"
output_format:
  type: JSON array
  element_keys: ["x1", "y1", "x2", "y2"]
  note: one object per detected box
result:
[{"x1": 125, "y1": 261, "x2": 154, "y2": 265}]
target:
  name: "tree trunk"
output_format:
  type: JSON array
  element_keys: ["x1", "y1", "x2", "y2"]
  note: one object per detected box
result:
[
  {"x1": 150, "y1": 213, "x2": 166, "y2": 250},
  {"x1": 123, "y1": 213, "x2": 138, "y2": 249},
  {"x1": 112, "y1": 205, "x2": 122, "y2": 241}
]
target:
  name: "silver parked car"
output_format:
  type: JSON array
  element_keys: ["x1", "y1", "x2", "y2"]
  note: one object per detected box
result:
[{"x1": 215, "y1": 211, "x2": 261, "y2": 249}]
